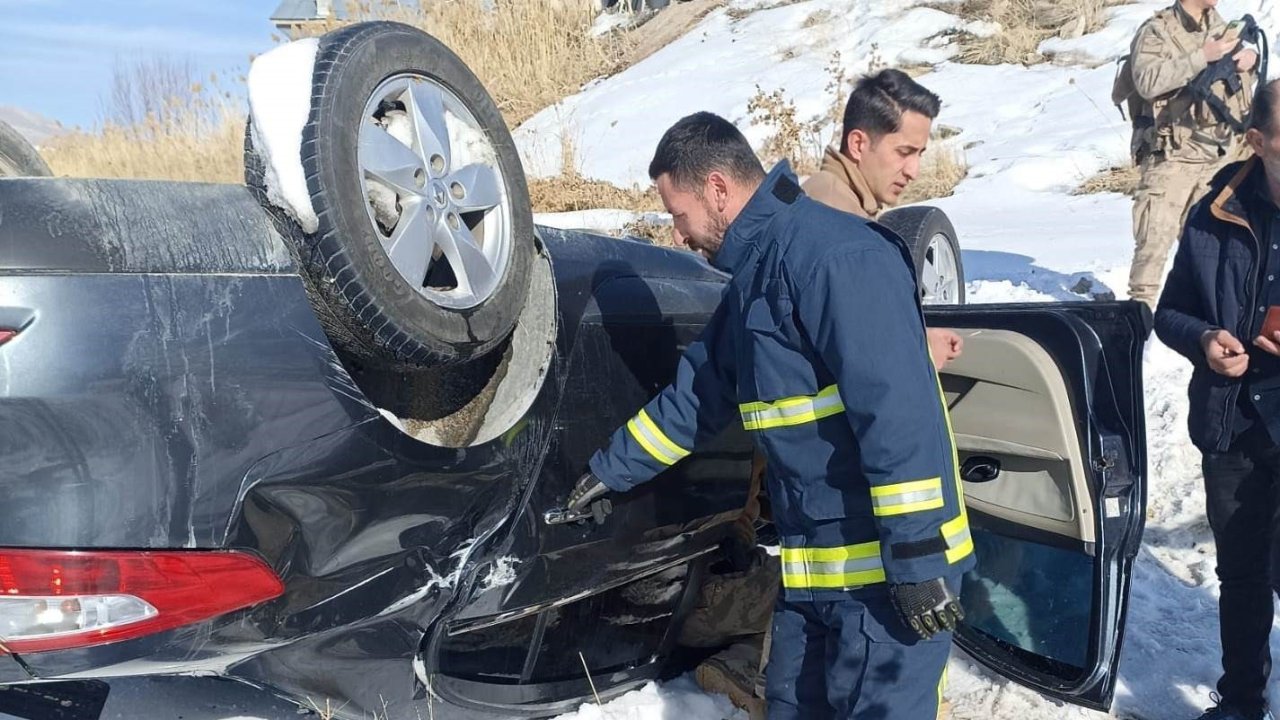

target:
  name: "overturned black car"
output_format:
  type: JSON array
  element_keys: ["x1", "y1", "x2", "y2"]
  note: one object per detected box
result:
[{"x1": 0, "y1": 22, "x2": 1147, "y2": 720}]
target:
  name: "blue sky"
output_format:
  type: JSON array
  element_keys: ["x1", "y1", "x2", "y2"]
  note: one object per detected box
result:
[{"x1": 0, "y1": 0, "x2": 279, "y2": 128}]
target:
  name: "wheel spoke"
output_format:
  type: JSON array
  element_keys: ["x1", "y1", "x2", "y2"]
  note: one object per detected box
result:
[
  {"x1": 406, "y1": 81, "x2": 452, "y2": 173},
  {"x1": 434, "y1": 217, "x2": 495, "y2": 298},
  {"x1": 386, "y1": 200, "x2": 435, "y2": 287},
  {"x1": 449, "y1": 162, "x2": 503, "y2": 213},
  {"x1": 921, "y1": 256, "x2": 940, "y2": 297},
  {"x1": 359, "y1": 122, "x2": 425, "y2": 195}
]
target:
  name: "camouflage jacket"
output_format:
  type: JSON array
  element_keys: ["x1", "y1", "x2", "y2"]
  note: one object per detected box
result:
[{"x1": 1125, "y1": 2, "x2": 1255, "y2": 163}]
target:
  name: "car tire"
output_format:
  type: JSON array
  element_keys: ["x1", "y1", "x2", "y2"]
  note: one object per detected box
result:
[
  {"x1": 878, "y1": 206, "x2": 965, "y2": 306},
  {"x1": 0, "y1": 120, "x2": 51, "y2": 178},
  {"x1": 251, "y1": 21, "x2": 535, "y2": 368}
]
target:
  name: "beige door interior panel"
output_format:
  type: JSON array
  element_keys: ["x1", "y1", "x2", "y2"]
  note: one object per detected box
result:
[{"x1": 940, "y1": 328, "x2": 1094, "y2": 544}]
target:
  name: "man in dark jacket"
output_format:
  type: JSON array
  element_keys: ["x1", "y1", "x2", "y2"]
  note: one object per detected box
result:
[
  {"x1": 1154, "y1": 78, "x2": 1280, "y2": 720},
  {"x1": 568, "y1": 112, "x2": 973, "y2": 719}
]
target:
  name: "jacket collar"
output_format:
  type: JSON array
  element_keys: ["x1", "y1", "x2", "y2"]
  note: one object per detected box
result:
[
  {"x1": 1172, "y1": 1, "x2": 1208, "y2": 32},
  {"x1": 819, "y1": 144, "x2": 880, "y2": 218},
  {"x1": 711, "y1": 161, "x2": 802, "y2": 275},
  {"x1": 1209, "y1": 156, "x2": 1260, "y2": 234}
]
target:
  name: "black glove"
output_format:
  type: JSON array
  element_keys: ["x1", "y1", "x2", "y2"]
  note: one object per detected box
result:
[
  {"x1": 889, "y1": 578, "x2": 964, "y2": 640},
  {"x1": 568, "y1": 471, "x2": 609, "y2": 512}
]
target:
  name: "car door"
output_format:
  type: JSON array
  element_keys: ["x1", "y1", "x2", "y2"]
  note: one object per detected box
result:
[{"x1": 924, "y1": 301, "x2": 1148, "y2": 711}]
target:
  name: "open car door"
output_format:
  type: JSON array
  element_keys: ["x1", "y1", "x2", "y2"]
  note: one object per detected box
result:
[{"x1": 925, "y1": 301, "x2": 1148, "y2": 711}]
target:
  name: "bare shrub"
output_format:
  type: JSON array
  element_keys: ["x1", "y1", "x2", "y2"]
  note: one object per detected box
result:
[
  {"x1": 947, "y1": 0, "x2": 1113, "y2": 66},
  {"x1": 1074, "y1": 164, "x2": 1140, "y2": 196}
]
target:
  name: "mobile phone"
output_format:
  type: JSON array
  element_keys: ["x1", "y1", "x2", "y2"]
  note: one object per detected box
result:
[
  {"x1": 1261, "y1": 306, "x2": 1280, "y2": 340},
  {"x1": 1221, "y1": 19, "x2": 1246, "y2": 42}
]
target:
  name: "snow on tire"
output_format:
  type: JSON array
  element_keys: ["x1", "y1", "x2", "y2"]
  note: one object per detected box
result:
[{"x1": 247, "y1": 22, "x2": 535, "y2": 368}]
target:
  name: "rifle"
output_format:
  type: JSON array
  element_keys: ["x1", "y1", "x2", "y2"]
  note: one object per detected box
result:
[{"x1": 1188, "y1": 14, "x2": 1269, "y2": 133}]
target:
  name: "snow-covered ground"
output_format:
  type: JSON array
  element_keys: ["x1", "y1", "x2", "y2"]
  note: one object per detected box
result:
[{"x1": 7, "y1": 2, "x2": 1275, "y2": 719}]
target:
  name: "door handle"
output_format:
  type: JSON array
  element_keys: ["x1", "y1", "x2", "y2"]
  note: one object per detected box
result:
[
  {"x1": 961, "y1": 456, "x2": 1002, "y2": 483},
  {"x1": 543, "y1": 498, "x2": 612, "y2": 526}
]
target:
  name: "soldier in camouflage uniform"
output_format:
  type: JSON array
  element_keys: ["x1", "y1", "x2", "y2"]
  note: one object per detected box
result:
[{"x1": 1119, "y1": 0, "x2": 1258, "y2": 309}]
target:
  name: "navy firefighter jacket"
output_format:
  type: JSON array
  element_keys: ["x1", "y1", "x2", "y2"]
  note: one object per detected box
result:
[{"x1": 589, "y1": 162, "x2": 974, "y2": 600}]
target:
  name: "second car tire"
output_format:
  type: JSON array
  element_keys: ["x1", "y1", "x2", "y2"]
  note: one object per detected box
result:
[{"x1": 878, "y1": 206, "x2": 966, "y2": 306}]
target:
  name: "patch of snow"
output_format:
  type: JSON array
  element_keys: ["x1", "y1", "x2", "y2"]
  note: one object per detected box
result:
[
  {"x1": 378, "y1": 407, "x2": 407, "y2": 432},
  {"x1": 247, "y1": 38, "x2": 321, "y2": 234},
  {"x1": 591, "y1": 9, "x2": 636, "y2": 36},
  {"x1": 514, "y1": 0, "x2": 981, "y2": 184},
  {"x1": 554, "y1": 677, "x2": 748, "y2": 720}
]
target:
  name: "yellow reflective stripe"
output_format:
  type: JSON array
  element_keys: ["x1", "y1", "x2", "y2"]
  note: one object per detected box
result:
[
  {"x1": 740, "y1": 385, "x2": 845, "y2": 431},
  {"x1": 870, "y1": 477, "x2": 945, "y2": 517},
  {"x1": 780, "y1": 541, "x2": 880, "y2": 563},
  {"x1": 779, "y1": 541, "x2": 886, "y2": 590},
  {"x1": 625, "y1": 409, "x2": 689, "y2": 466},
  {"x1": 781, "y1": 569, "x2": 887, "y2": 588},
  {"x1": 637, "y1": 409, "x2": 689, "y2": 463},
  {"x1": 942, "y1": 514, "x2": 973, "y2": 561},
  {"x1": 936, "y1": 665, "x2": 948, "y2": 717},
  {"x1": 934, "y1": 373, "x2": 974, "y2": 564}
]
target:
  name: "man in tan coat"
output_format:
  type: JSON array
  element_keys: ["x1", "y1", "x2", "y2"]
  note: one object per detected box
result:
[
  {"x1": 804, "y1": 68, "x2": 964, "y2": 371},
  {"x1": 1121, "y1": 0, "x2": 1258, "y2": 309}
]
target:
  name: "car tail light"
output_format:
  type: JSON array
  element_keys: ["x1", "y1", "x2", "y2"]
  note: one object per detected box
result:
[
  {"x1": 0, "y1": 550, "x2": 284, "y2": 654},
  {"x1": 0, "y1": 329, "x2": 16, "y2": 346}
]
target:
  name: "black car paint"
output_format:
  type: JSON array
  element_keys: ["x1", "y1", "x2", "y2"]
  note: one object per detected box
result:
[{"x1": 0, "y1": 179, "x2": 749, "y2": 718}]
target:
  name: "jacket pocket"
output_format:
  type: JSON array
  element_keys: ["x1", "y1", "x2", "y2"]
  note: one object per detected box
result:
[{"x1": 744, "y1": 279, "x2": 790, "y2": 334}]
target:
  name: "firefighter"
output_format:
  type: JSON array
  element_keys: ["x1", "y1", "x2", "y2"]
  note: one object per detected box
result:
[{"x1": 568, "y1": 111, "x2": 973, "y2": 719}]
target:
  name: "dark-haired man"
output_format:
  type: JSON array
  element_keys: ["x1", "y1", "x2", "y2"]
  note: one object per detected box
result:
[
  {"x1": 1156, "y1": 77, "x2": 1280, "y2": 720},
  {"x1": 569, "y1": 111, "x2": 974, "y2": 719},
  {"x1": 804, "y1": 68, "x2": 963, "y2": 370}
]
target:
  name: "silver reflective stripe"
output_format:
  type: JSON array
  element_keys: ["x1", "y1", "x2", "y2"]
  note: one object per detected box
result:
[
  {"x1": 943, "y1": 522, "x2": 972, "y2": 550},
  {"x1": 626, "y1": 410, "x2": 688, "y2": 466},
  {"x1": 740, "y1": 385, "x2": 845, "y2": 430},
  {"x1": 870, "y1": 487, "x2": 944, "y2": 512},
  {"x1": 781, "y1": 555, "x2": 884, "y2": 578}
]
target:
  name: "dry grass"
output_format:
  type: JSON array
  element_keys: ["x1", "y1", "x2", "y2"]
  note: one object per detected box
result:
[
  {"x1": 48, "y1": 0, "x2": 631, "y2": 183},
  {"x1": 529, "y1": 173, "x2": 661, "y2": 213},
  {"x1": 528, "y1": 134, "x2": 661, "y2": 213},
  {"x1": 946, "y1": 0, "x2": 1117, "y2": 66},
  {"x1": 899, "y1": 146, "x2": 969, "y2": 204},
  {"x1": 1074, "y1": 164, "x2": 1140, "y2": 196},
  {"x1": 288, "y1": 0, "x2": 631, "y2": 127},
  {"x1": 621, "y1": 217, "x2": 676, "y2": 245},
  {"x1": 41, "y1": 59, "x2": 245, "y2": 183}
]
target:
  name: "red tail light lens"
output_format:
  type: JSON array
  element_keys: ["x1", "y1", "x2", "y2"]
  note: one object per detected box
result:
[
  {"x1": 0, "y1": 550, "x2": 284, "y2": 654},
  {"x1": 0, "y1": 329, "x2": 16, "y2": 346}
]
